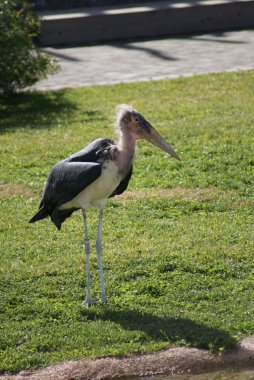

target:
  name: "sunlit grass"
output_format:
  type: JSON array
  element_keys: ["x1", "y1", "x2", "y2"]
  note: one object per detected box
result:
[{"x1": 0, "y1": 70, "x2": 254, "y2": 372}]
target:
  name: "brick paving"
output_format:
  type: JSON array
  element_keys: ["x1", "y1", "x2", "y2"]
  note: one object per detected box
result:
[{"x1": 32, "y1": 29, "x2": 254, "y2": 91}]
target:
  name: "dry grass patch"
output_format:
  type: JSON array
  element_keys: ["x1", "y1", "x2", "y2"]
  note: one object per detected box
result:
[
  {"x1": 118, "y1": 187, "x2": 236, "y2": 201},
  {"x1": 0, "y1": 183, "x2": 37, "y2": 199}
]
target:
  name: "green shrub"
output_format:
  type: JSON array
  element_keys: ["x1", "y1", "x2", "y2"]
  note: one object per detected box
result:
[{"x1": 0, "y1": 0, "x2": 59, "y2": 95}]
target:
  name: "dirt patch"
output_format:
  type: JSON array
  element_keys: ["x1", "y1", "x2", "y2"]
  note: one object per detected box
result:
[
  {"x1": 118, "y1": 188, "x2": 254, "y2": 210},
  {"x1": 0, "y1": 183, "x2": 37, "y2": 199},
  {"x1": 1, "y1": 185, "x2": 251, "y2": 210},
  {"x1": 119, "y1": 187, "x2": 235, "y2": 201},
  {"x1": 228, "y1": 200, "x2": 254, "y2": 210},
  {"x1": 1, "y1": 336, "x2": 254, "y2": 380}
]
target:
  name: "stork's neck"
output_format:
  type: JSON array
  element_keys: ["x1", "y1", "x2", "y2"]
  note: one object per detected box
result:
[{"x1": 116, "y1": 131, "x2": 136, "y2": 173}]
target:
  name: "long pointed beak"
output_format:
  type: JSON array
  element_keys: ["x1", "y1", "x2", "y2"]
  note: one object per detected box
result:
[{"x1": 143, "y1": 123, "x2": 181, "y2": 161}]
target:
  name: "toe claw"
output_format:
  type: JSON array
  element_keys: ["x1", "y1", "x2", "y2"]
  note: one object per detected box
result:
[
  {"x1": 101, "y1": 295, "x2": 109, "y2": 304},
  {"x1": 82, "y1": 296, "x2": 94, "y2": 307}
]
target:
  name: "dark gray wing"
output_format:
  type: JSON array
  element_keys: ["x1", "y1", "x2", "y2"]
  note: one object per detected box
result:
[
  {"x1": 35, "y1": 138, "x2": 115, "y2": 212},
  {"x1": 30, "y1": 161, "x2": 101, "y2": 230},
  {"x1": 109, "y1": 165, "x2": 133, "y2": 198},
  {"x1": 40, "y1": 161, "x2": 101, "y2": 211},
  {"x1": 29, "y1": 138, "x2": 115, "y2": 229}
]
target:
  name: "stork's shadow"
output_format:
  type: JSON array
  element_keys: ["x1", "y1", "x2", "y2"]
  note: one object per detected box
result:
[{"x1": 80, "y1": 307, "x2": 237, "y2": 351}]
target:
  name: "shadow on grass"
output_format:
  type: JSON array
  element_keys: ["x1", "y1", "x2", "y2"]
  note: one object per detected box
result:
[
  {"x1": 81, "y1": 307, "x2": 237, "y2": 351},
  {"x1": 0, "y1": 91, "x2": 102, "y2": 133}
]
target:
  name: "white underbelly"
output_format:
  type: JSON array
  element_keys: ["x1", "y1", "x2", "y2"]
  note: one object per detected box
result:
[{"x1": 59, "y1": 160, "x2": 121, "y2": 210}]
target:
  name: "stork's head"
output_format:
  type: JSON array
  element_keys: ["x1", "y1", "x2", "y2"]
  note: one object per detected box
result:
[{"x1": 116, "y1": 104, "x2": 180, "y2": 160}]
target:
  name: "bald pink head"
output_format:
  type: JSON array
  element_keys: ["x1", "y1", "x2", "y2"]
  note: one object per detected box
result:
[{"x1": 116, "y1": 104, "x2": 180, "y2": 161}]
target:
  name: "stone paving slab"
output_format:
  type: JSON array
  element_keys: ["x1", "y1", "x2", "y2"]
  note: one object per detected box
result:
[{"x1": 32, "y1": 29, "x2": 254, "y2": 91}]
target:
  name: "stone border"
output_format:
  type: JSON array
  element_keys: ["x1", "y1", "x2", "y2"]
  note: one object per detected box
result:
[
  {"x1": 1, "y1": 336, "x2": 254, "y2": 379},
  {"x1": 38, "y1": 0, "x2": 254, "y2": 46},
  {"x1": 34, "y1": 0, "x2": 161, "y2": 11}
]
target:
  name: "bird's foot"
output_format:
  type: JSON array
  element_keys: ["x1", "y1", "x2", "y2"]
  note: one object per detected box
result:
[
  {"x1": 82, "y1": 295, "x2": 94, "y2": 307},
  {"x1": 101, "y1": 294, "x2": 109, "y2": 305}
]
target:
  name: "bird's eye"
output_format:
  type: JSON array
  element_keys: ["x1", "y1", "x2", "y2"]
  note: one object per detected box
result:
[{"x1": 134, "y1": 115, "x2": 140, "y2": 122}]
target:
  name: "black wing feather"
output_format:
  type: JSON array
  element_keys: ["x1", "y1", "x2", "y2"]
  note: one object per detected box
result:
[
  {"x1": 109, "y1": 165, "x2": 133, "y2": 198},
  {"x1": 29, "y1": 138, "x2": 132, "y2": 230},
  {"x1": 29, "y1": 138, "x2": 115, "y2": 228},
  {"x1": 41, "y1": 161, "x2": 101, "y2": 210},
  {"x1": 30, "y1": 161, "x2": 101, "y2": 229}
]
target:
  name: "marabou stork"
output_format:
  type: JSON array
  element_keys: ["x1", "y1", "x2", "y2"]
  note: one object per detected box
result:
[{"x1": 29, "y1": 104, "x2": 180, "y2": 305}]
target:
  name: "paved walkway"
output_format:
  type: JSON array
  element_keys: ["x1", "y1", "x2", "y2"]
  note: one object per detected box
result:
[{"x1": 33, "y1": 29, "x2": 254, "y2": 91}]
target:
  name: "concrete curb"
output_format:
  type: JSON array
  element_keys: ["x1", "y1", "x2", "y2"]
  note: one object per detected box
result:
[
  {"x1": 38, "y1": 0, "x2": 254, "y2": 46},
  {"x1": 1, "y1": 336, "x2": 254, "y2": 379}
]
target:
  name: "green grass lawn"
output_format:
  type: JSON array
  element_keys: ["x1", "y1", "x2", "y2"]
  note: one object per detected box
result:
[{"x1": 0, "y1": 70, "x2": 254, "y2": 373}]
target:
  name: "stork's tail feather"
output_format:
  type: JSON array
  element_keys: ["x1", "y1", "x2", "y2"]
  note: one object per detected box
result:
[
  {"x1": 50, "y1": 208, "x2": 78, "y2": 231},
  {"x1": 29, "y1": 206, "x2": 49, "y2": 224}
]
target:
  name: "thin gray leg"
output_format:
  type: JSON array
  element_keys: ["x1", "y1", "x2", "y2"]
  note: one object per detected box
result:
[
  {"x1": 96, "y1": 208, "x2": 108, "y2": 303},
  {"x1": 82, "y1": 210, "x2": 93, "y2": 306}
]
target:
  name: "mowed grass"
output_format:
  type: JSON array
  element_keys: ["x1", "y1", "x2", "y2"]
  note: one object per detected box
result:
[{"x1": 0, "y1": 71, "x2": 254, "y2": 372}]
